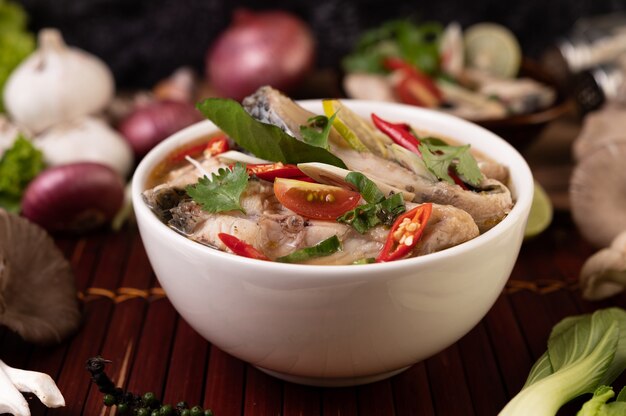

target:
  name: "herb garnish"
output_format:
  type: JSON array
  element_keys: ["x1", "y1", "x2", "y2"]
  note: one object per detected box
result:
[
  {"x1": 418, "y1": 138, "x2": 483, "y2": 187},
  {"x1": 277, "y1": 235, "x2": 342, "y2": 263},
  {"x1": 196, "y1": 98, "x2": 346, "y2": 169},
  {"x1": 0, "y1": 135, "x2": 44, "y2": 212},
  {"x1": 299, "y1": 112, "x2": 336, "y2": 150},
  {"x1": 186, "y1": 162, "x2": 248, "y2": 213},
  {"x1": 338, "y1": 172, "x2": 406, "y2": 234}
]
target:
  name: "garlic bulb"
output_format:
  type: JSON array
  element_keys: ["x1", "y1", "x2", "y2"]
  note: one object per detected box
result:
[
  {"x1": 0, "y1": 116, "x2": 21, "y2": 158},
  {"x1": 34, "y1": 117, "x2": 133, "y2": 178},
  {"x1": 4, "y1": 28, "x2": 114, "y2": 134}
]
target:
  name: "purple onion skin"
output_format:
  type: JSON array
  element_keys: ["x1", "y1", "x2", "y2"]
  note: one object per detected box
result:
[
  {"x1": 22, "y1": 162, "x2": 125, "y2": 233},
  {"x1": 207, "y1": 9, "x2": 316, "y2": 101},
  {"x1": 119, "y1": 100, "x2": 202, "y2": 159}
]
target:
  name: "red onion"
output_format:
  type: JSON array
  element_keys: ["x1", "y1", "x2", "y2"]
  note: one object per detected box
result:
[
  {"x1": 22, "y1": 162, "x2": 125, "y2": 233},
  {"x1": 206, "y1": 9, "x2": 316, "y2": 101},
  {"x1": 119, "y1": 100, "x2": 202, "y2": 158}
]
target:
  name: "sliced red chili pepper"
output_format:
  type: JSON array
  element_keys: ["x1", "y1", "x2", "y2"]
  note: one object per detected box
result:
[
  {"x1": 218, "y1": 233, "x2": 269, "y2": 261},
  {"x1": 376, "y1": 203, "x2": 432, "y2": 263},
  {"x1": 371, "y1": 113, "x2": 421, "y2": 155},
  {"x1": 203, "y1": 134, "x2": 229, "y2": 157},
  {"x1": 247, "y1": 162, "x2": 305, "y2": 182},
  {"x1": 384, "y1": 57, "x2": 442, "y2": 108}
]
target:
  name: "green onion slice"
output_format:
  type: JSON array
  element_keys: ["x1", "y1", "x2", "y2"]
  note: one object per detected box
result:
[{"x1": 277, "y1": 235, "x2": 342, "y2": 263}]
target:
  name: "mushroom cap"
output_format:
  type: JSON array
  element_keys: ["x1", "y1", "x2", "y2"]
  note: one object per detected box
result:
[
  {"x1": 570, "y1": 142, "x2": 626, "y2": 248},
  {"x1": 0, "y1": 209, "x2": 80, "y2": 344},
  {"x1": 572, "y1": 104, "x2": 626, "y2": 162},
  {"x1": 580, "y1": 247, "x2": 626, "y2": 300}
]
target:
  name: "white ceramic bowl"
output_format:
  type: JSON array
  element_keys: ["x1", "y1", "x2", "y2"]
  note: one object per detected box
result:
[{"x1": 132, "y1": 100, "x2": 533, "y2": 387}]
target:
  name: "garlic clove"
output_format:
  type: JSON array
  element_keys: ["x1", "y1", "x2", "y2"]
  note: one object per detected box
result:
[
  {"x1": 34, "y1": 116, "x2": 133, "y2": 178},
  {"x1": 4, "y1": 28, "x2": 115, "y2": 134},
  {"x1": 0, "y1": 361, "x2": 64, "y2": 409},
  {"x1": 0, "y1": 364, "x2": 31, "y2": 416}
]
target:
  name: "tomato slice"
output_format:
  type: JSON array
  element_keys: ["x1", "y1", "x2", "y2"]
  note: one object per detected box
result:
[{"x1": 274, "y1": 178, "x2": 361, "y2": 220}]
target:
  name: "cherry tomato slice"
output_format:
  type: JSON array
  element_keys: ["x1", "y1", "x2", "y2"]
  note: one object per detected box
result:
[
  {"x1": 274, "y1": 178, "x2": 361, "y2": 220},
  {"x1": 218, "y1": 233, "x2": 269, "y2": 261},
  {"x1": 247, "y1": 163, "x2": 306, "y2": 182}
]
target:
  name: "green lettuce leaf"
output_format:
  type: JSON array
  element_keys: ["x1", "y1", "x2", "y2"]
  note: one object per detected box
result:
[{"x1": 0, "y1": 135, "x2": 44, "y2": 212}]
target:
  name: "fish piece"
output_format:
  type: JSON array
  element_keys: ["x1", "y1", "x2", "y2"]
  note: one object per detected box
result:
[
  {"x1": 142, "y1": 156, "x2": 230, "y2": 221},
  {"x1": 412, "y1": 203, "x2": 479, "y2": 255},
  {"x1": 162, "y1": 181, "x2": 477, "y2": 264},
  {"x1": 242, "y1": 86, "x2": 512, "y2": 232}
]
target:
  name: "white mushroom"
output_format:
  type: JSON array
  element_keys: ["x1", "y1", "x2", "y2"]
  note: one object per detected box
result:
[
  {"x1": 580, "y1": 230, "x2": 626, "y2": 300},
  {"x1": 0, "y1": 359, "x2": 64, "y2": 416},
  {"x1": 570, "y1": 142, "x2": 626, "y2": 247},
  {"x1": 342, "y1": 72, "x2": 397, "y2": 102},
  {"x1": 572, "y1": 104, "x2": 626, "y2": 162}
]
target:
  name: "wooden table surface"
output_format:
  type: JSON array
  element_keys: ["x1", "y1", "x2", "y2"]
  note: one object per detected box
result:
[{"x1": 2, "y1": 116, "x2": 623, "y2": 416}]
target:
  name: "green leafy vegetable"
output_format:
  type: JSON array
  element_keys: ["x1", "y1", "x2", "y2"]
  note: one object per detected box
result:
[
  {"x1": 500, "y1": 308, "x2": 626, "y2": 416},
  {"x1": 342, "y1": 19, "x2": 443, "y2": 75},
  {"x1": 419, "y1": 138, "x2": 483, "y2": 187},
  {"x1": 0, "y1": 0, "x2": 34, "y2": 112},
  {"x1": 185, "y1": 162, "x2": 248, "y2": 213},
  {"x1": 299, "y1": 112, "x2": 336, "y2": 150},
  {"x1": 345, "y1": 172, "x2": 385, "y2": 204},
  {"x1": 196, "y1": 98, "x2": 346, "y2": 169},
  {"x1": 338, "y1": 193, "x2": 405, "y2": 234},
  {"x1": 276, "y1": 235, "x2": 342, "y2": 263},
  {"x1": 0, "y1": 135, "x2": 44, "y2": 212},
  {"x1": 577, "y1": 385, "x2": 626, "y2": 416}
]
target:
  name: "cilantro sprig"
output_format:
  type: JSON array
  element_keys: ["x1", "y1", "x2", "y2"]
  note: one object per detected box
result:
[
  {"x1": 418, "y1": 138, "x2": 483, "y2": 187},
  {"x1": 185, "y1": 162, "x2": 249, "y2": 213},
  {"x1": 338, "y1": 172, "x2": 406, "y2": 233}
]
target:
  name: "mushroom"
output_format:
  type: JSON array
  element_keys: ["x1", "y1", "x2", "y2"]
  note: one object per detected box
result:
[
  {"x1": 580, "y1": 230, "x2": 626, "y2": 300},
  {"x1": 0, "y1": 209, "x2": 81, "y2": 344},
  {"x1": 572, "y1": 104, "x2": 626, "y2": 162},
  {"x1": 0, "y1": 359, "x2": 65, "y2": 416},
  {"x1": 570, "y1": 141, "x2": 626, "y2": 248}
]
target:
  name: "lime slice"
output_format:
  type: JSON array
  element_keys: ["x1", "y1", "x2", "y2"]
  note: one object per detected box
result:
[
  {"x1": 322, "y1": 100, "x2": 370, "y2": 153},
  {"x1": 464, "y1": 23, "x2": 522, "y2": 78},
  {"x1": 524, "y1": 181, "x2": 553, "y2": 239}
]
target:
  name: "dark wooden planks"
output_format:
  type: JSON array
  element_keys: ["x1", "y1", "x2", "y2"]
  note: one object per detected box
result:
[
  {"x1": 203, "y1": 345, "x2": 245, "y2": 416},
  {"x1": 391, "y1": 363, "x2": 434, "y2": 416},
  {"x1": 243, "y1": 366, "x2": 283, "y2": 416},
  {"x1": 425, "y1": 345, "x2": 475, "y2": 416},
  {"x1": 52, "y1": 230, "x2": 134, "y2": 415}
]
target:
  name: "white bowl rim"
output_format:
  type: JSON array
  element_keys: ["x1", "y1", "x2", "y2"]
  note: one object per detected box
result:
[{"x1": 132, "y1": 99, "x2": 533, "y2": 276}]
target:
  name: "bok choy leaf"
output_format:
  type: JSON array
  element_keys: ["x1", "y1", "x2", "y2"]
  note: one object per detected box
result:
[{"x1": 500, "y1": 308, "x2": 626, "y2": 416}]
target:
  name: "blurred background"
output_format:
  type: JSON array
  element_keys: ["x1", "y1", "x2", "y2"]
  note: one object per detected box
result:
[{"x1": 15, "y1": 0, "x2": 626, "y2": 87}]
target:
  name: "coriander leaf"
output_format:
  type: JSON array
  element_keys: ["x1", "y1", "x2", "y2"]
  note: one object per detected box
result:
[
  {"x1": 197, "y1": 98, "x2": 346, "y2": 169},
  {"x1": 338, "y1": 193, "x2": 405, "y2": 234},
  {"x1": 299, "y1": 112, "x2": 336, "y2": 149},
  {"x1": 0, "y1": 135, "x2": 44, "y2": 212},
  {"x1": 419, "y1": 138, "x2": 483, "y2": 187},
  {"x1": 345, "y1": 172, "x2": 385, "y2": 204},
  {"x1": 185, "y1": 162, "x2": 248, "y2": 213}
]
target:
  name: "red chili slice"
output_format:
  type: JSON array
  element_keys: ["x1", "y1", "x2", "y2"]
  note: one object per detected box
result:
[
  {"x1": 218, "y1": 233, "x2": 269, "y2": 261},
  {"x1": 247, "y1": 163, "x2": 306, "y2": 182},
  {"x1": 384, "y1": 57, "x2": 442, "y2": 108},
  {"x1": 371, "y1": 113, "x2": 421, "y2": 155},
  {"x1": 203, "y1": 135, "x2": 229, "y2": 157},
  {"x1": 376, "y1": 203, "x2": 432, "y2": 263}
]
